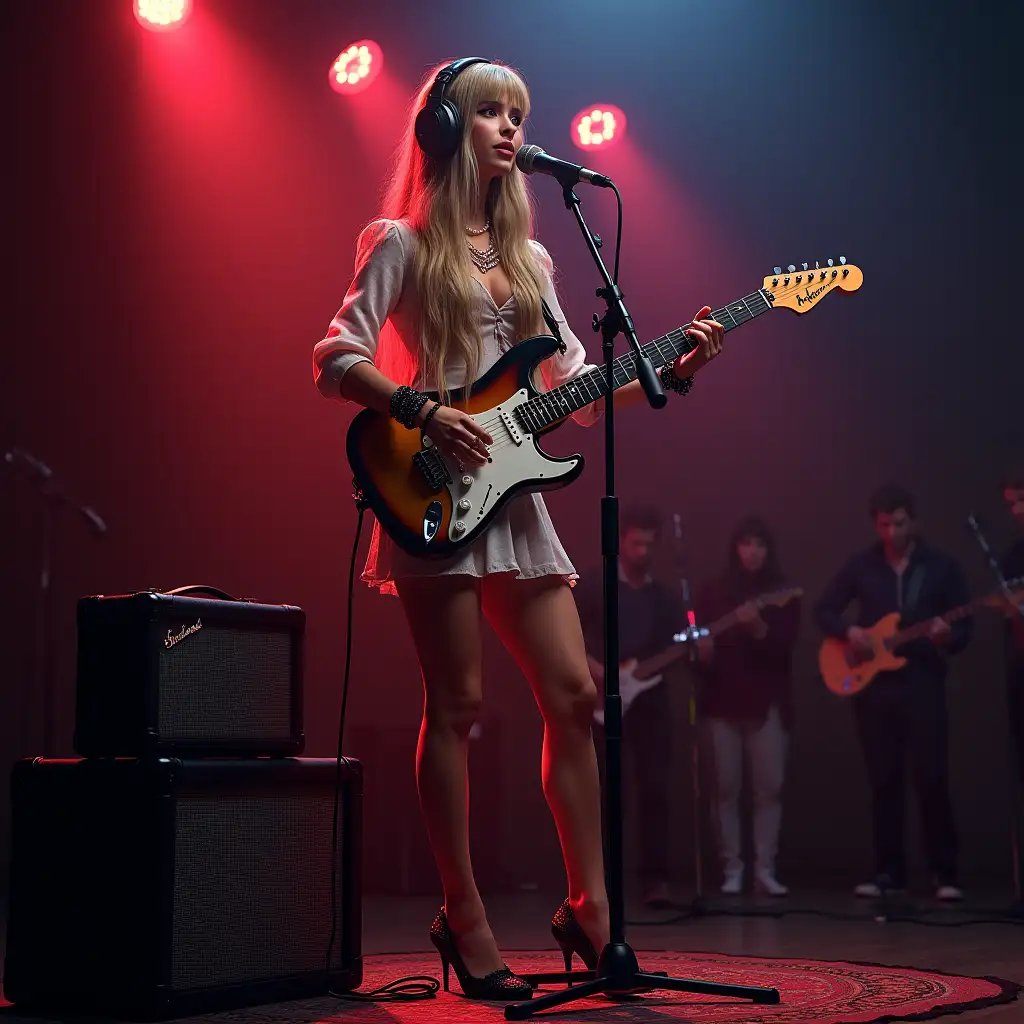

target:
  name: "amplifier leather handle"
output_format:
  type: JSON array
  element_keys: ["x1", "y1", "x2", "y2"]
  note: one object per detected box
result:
[{"x1": 161, "y1": 584, "x2": 239, "y2": 602}]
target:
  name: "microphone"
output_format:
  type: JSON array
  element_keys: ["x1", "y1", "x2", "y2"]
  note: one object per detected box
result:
[{"x1": 515, "y1": 145, "x2": 613, "y2": 188}]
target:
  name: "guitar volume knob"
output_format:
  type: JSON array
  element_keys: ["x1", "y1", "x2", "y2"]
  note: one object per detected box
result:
[
  {"x1": 461, "y1": 475, "x2": 473, "y2": 487},
  {"x1": 457, "y1": 498, "x2": 471, "y2": 512},
  {"x1": 453, "y1": 520, "x2": 466, "y2": 535}
]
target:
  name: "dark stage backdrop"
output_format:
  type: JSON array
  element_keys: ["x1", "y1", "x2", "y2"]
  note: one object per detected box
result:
[{"x1": 2, "y1": 0, "x2": 1019, "y2": 894}]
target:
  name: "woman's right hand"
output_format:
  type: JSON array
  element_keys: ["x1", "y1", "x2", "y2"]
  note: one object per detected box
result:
[{"x1": 418, "y1": 403, "x2": 494, "y2": 466}]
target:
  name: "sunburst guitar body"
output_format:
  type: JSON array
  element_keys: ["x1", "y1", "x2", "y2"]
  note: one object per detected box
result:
[
  {"x1": 347, "y1": 335, "x2": 578, "y2": 558},
  {"x1": 347, "y1": 260, "x2": 865, "y2": 558}
]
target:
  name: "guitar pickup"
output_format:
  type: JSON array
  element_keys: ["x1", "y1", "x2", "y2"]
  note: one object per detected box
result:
[{"x1": 412, "y1": 447, "x2": 450, "y2": 494}]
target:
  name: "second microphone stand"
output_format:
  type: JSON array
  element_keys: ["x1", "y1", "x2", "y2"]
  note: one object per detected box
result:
[
  {"x1": 505, "y1": 176, "x2": 778, "y2": 1019},
  {"x1": 968, "y1": 513, "x2": 1024, "y2": 916}
]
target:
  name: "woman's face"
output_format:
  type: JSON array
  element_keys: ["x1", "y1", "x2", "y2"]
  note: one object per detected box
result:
[
  {"x1": 737, "y1": 535, "x2": 768, "y2": 574},
  {"x1": 470, "y1": 97, "x2": 524, "y2": 182}
]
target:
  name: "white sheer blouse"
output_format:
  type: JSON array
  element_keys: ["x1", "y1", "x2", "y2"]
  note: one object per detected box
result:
[{"x1": 313, "y1": 219, "x2": 599, "y2": 594}]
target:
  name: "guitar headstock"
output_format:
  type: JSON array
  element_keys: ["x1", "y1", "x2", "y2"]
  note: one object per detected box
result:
[
  {"x1": 764, "y1": 586, "x2": 804, "y2": 608},
  {"x1": 763, "y1": 258, "x2": 863, "y2": 314}
]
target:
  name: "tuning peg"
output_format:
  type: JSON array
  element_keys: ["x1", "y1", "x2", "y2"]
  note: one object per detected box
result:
[
  {"x1": 801, "y1": 262, "x2": 808, "y2": 271},
  {"x1": 815, "y1": 261, "x2": 820, "y2": 269},
  {"x1": 787, "y1": 264, "x2": 796, "y2": 273},
  {"x1": 839, "y1": 256, "x2": 846, "y2": 265},
  {"x1": 827, "y1": 258, "x2": 834, "y2": 267},
  {"x1": 773, "y1": 267, "x2": 782, "y2": 275}
]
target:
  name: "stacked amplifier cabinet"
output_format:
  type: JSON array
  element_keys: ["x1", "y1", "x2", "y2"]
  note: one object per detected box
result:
[
  {"x1": 4, "y1": 757, "x2": 363, "y2": 1018},
  {"x1": 5, "y1": 587, "x2": 364, "y2": 1017},
  {"x1": 74, "y1": 587, "x2": 305, "y2": 757}
]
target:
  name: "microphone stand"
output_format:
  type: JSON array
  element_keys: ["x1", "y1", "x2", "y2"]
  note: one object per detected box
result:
[
  {"x1": 4, "y1": 449, "x2": 107, "y2": 756},
  {"x1": 967, "y1": 513, "x2": 1024, "y2": 916},
  {"x1": 505, "y1": 179, "x2": 778, "y2": 1019},
  {"x1": 672, "y1": 514, "x2": 709, "y2": 910}
]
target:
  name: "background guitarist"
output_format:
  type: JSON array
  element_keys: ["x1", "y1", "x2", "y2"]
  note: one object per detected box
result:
[
  {"x1": 1001, "y1": 468, "x2": 1024, "y2": 782},
  {"x1": 575, "y1": 505, "x2": 684, "y2": 910},
  {"x1": 814, "y1": 484, "x2": 971, "y2": 901},
  {"x1": 694, "y1": 516, "x2": 801, "y2": 897}
]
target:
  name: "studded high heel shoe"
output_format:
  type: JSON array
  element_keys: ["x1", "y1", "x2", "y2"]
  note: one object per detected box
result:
[
  {"x1": 550, "y1": 898, "x2": 599, "y2": 971},
  {"x1": 429, "y1": 909, "x2": 533, "y2": 1001}
]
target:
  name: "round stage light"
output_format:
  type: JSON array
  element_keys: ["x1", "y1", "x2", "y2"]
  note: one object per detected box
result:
[
  {"x1": 134, "y1": 0, "x2": 192, "y2": 31},
  {"x1": 329, "y1": 40, "x2": 384, "y2": 95},
  {"x1": 571, "y1": 104, "x2": 626, "y2": 151}
]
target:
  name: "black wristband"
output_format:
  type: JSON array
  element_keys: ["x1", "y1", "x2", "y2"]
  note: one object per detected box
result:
[{"x1": 659, "y1": 363, "x2": 694, "y2": 396}]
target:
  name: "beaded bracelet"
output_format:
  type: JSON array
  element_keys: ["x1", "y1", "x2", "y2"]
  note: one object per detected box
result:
[
  {"x1": 659, "y1": 363, "x2": 695, "y2": 396},
  {"x1": 421, "y1": 401, "x2": 441, "y2": 430},
  {"x1": 389, "y1": 386, "x2": 431, "y2": 429}
]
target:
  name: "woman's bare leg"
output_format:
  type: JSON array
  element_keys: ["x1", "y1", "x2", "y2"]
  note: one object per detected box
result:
[
  {"x1": 397, "y1": 575, "x2": 505, "y2": 977},
  {"x1": 482, "y1": 573, "x2": 610, "y2": 952}
]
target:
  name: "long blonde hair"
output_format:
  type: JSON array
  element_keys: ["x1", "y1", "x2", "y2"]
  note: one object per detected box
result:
[{"x1": 383, "y1": 61, "x2": 545, "y2": 403}]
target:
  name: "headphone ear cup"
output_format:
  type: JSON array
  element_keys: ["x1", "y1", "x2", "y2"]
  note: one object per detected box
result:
[{"x1": 415, "y1": 98, "x2": 463, "y2": 161}]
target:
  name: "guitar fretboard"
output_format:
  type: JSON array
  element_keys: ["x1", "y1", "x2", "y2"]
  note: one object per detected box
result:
[
  {"x1": 514, "y1": 289, "x2": 773, "y2": 434},
  {"x1": 885, "y1": 601, "x2": 978, "y2": 649}
]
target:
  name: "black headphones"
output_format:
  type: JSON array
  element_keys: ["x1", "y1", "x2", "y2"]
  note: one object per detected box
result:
[{"x1": 414, "y1": 57, "x2": 491, "y2": 162}]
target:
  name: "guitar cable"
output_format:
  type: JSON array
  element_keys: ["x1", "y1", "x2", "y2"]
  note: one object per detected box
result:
[{"x1": 324, "y1": 487, "x2": 440, "y2": 1003}]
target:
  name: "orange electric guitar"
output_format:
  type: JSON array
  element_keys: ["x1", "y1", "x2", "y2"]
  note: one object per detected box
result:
[
  {"x1": 347, "y1": 260, "x2": 864, "y2": 557},
  {"x1": 818, "y1": 580, "x2": 1024, "y2": 696}
]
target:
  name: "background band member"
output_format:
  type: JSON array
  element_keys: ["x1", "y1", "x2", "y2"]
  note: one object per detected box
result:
[
  {"x1": 312, "y1": 59, "x2": 725, "y2": 997},
  {"x1": 575, "y1": 506, "x2": 683, "y2": 909},
  {"x1": 815, "y1": 484, "x2": 971, "y2": 901},
  {"x1": 694, "y1": 516, "x2": 801, "y2": 896},
  {"x1": 1000, "y1": 468, "x2": 1024, "y2": 782}
]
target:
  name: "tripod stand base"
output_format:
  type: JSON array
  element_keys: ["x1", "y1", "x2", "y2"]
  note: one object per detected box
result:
[{"x1": 505, "y1": 942, "x2": 779, "y2": 1020}]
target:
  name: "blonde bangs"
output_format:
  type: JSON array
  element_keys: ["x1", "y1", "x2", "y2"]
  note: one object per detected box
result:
[{"x1": 449, "y1": 62, "x2": 531, "y2": 121}]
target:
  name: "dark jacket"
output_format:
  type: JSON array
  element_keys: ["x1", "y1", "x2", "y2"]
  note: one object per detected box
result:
[
  {"x1": 814, "y1": 540, "x2": 971, "y2": 682},
  {"x1": 1000, "y1": 538, "x2": 1024, "y2": 678},
  {"x1": 694, "y1": 575, "x2": 801, "y2": 726},
  {"x1": 574, "y1": 568, "x2": 684, "y2": 667}
]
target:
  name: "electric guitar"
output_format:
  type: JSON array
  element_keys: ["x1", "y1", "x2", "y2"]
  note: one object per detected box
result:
[
  {"x1": 818, "y1": 580, "x2": 1024, "y2": 696},
  {"x1": 594, "y1": 586, "x2": 804, "y2": 723},
  {"x1": 347, "y1": 261, "x2": 864, "y2": 557}
]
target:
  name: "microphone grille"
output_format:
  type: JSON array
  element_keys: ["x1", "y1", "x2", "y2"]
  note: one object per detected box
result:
[{"x1": 515, "y1": 144, "x2": 544, "y2": 173}]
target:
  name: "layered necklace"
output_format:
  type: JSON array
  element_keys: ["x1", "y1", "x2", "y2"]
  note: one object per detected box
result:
[{"x1": 466, "y1": 219, "x2": 500, "y2": 273}]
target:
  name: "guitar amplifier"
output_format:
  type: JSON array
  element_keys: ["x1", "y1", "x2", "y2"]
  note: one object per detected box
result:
[
  {"x1": 74, "y1": 587, "x2": 304, "y2": 757},
  {"x1": 4, "y1": 756, "x2": 363, "y2": 1019}
]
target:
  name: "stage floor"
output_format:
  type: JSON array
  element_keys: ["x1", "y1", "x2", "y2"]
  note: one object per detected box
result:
[{"x1": 1, "y1": 887, "x2": 1020, "y2": 1021}]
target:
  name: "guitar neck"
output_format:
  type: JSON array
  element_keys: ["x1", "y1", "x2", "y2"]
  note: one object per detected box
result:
[
  {"x1": 887, "y1": 600, "x2": 980, "y2": 648},
  {"x1": 514, "y1": 289, "x2": 773, "y2": 432},
  {"x1": 633, "y1": 588, "x2": 799, "y2": 675},
  {"x1": 707, "y1": 589, "x2": 797, "y2": 637}
]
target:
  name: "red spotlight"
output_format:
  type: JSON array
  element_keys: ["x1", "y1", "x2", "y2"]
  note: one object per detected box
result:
[
  {"x1": 134, "y1": 0, "x2": 191, "y2": 31},
  {"x1": 329, "y1": 40, "x2": 384, "y2": 95},
  {"x1": 571, "y1": 103, "x2": 626, "y2": 151}
]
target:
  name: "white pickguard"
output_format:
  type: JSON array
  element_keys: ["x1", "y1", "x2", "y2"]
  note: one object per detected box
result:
[{"x1": 422, "y1": 389, "x2": 580, "y2": 546}]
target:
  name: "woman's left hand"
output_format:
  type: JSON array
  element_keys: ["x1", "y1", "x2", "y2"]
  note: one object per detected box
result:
[{"x1": 673, "y1": 306, "x2": 724, "y2": 378}]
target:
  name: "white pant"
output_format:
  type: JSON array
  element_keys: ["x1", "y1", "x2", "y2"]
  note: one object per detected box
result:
[{"x1": 706, "y1": 706, "x2": 787, "y2": 874}]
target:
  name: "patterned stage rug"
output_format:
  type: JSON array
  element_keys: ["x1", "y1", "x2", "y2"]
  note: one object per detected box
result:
[{"x1": 169, "y1": 949, "x2": 1020, "y2": 1024}]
